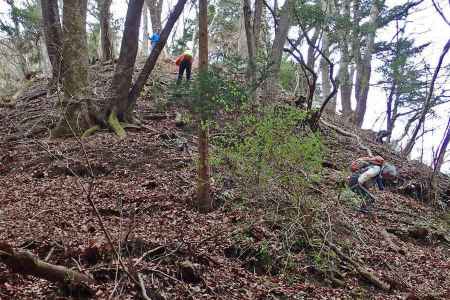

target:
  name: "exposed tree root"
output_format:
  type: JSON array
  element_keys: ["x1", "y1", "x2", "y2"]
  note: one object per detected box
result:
[
  {"x1": 107, "y1": 111, "x2": 126, "y2": 139},
  {"x1": 326, "y1": 241, "x2": 390, "y2": 291},
  {"x1": 0, "y1": 242, "x2": 94, "y2": 285},
  {"x1": 320, "y1": 119, "x2": 373, "y2": 156},
  {"x1": 81, "y1": 125, "x2": 101, "y2": 139},
  {"x1": 381, "y1": 229, "x2": 406, "y2": 254}
]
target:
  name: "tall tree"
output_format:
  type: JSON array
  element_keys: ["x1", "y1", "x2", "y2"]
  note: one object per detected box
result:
[
  {"x1": 142, "y1": 2, "x2": 149, "y2": 56},
  {"x1": 145, "y1": 0, "x2": 163, "y2": 33},
  {"x1": 243, "y1": 0, "x2": 256, "y2": 82},
  {"x1": 253, "y1": 0, "x2": 263, "y2": 48},
  {"x1": 99, "y1": 0, "x2": 113, "y2": 61},
  {"x1": 41, "y1": 0, "x2": 63, "y2": 84},
  {"x1": 265, "y1": 0, "x2": 294, "y2": 99},
  {"x1": 196, "y1": 0, "x2": 212, "y2": 212},
  {"x1": 61, "y1": 0, "x2": 88, "y2": 98},
  {"x1": 353, "y1": 0, "x2": 381, "y2": 127},
  {"x1": 108, "y1": 0, "x2": 144, "y2": 133}
]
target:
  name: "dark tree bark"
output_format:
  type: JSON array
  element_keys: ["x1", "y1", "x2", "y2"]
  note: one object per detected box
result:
[
  {"x1": 402, "y1": 39, "x2": 450, "y2": 157},
  {"x1": 128, "y1": 0, "x2": 188, "y2": 110},
  {"x1": 41, "y1": 0, "x2": 63, "y2": 85},
  {"x1": 99, "y1": 0, "x2": 113, "y2": 61},
  {"x1": 108, "y1": 0, "x2": 144, "y2": 126},
  {"x1": 196, "y1": 0, "x2": 212, "y2": 212}
]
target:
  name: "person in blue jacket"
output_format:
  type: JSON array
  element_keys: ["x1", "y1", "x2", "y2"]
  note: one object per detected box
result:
[{"x1": 149, "y1": 32, "x2": 160, "y2": 50}]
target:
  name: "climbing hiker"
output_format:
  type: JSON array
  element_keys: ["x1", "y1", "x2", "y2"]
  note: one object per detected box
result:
[
  {"x1": 347, "y1": 155, "x2": 398, "y2": 213},
  {"x1": 149, "y1": 32, "x2": 160, "y2": 50},
  {"x1": 175, "y1": 51, "x2": 193, "y2": 83}
]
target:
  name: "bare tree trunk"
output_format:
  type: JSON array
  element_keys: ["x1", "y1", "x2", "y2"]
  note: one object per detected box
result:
[
  {"x1": 243, "y1": 0, "x2": 256, "y2": 82},
  {"x1": 41, "y1": 0, "x2": 63, "y2": 84},
  {"x1": 238, "y1": 0, "x2": 247, "y2": 58},
  {"x1": 142, "y1": 2, "x2": 149, "y2": 56},
  {"x1": 109, "y1": 0, "x2": 144, "y2": 123},
  {"x1": 196, "y1": 0, "x2": 212, "y2": 212},
  {"x1": 253, "y1": 0, "x2": 263, "y2": 48},
  {"x1": 145, "y1": 0, "x2": 163, "y2": 33},
  {"x1": 354, "y1": 1, "x2": 379, "y2": 127},
  {"x1": 99, "y1": 0, "x2": 113, "y2": 61},
  {"x1": 434, "y1": 118, "x2": 450, "y2": 172},
  {"x1": 51, "y1": 0, "x2": 89, "y2": 137},
  {"x1": 321, "y1": 33, "x2": 334, "y2": 112},
  {"x1": 403, "y1": 39, "x2": 450, "y2": 156},
  {"x1": 265, "y1": 0, "x2": 293, "y2": 99},
  {"x1": 61, "y1": 0, "x2": 88, "y2": 99}
]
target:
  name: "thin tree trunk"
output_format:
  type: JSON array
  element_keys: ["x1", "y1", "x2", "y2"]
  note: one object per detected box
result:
[
  {"x1": 321, "y1": 32, "x2": 334, "y2": 112},
  {"x1": 243, "y1": 0, "x2": 256, "y2": 82},
  {"x1": 142, "y1": 2, "x2": 149, "y2": 56},
  {"x1": 109, "y1": 0, "x2": 144, "y2": 121},
  {"x1": 99, "y1": 0, "x2": 113, "y2": 61},
  {"x1": 354, "y1": 1, "x2": 379, "y2": 127},
  {"x1": 41, "y1": 0, "x2": 63, "y2": 84},
  {"x1": 434, "y1": 117, "x2": 450, "y2": 172},
  {"x1": 403, "y1": 39, "x2": 450, "y2": 157},
  {"x1": 196, "y1": 0, "x2": 212, "y2": 212}
]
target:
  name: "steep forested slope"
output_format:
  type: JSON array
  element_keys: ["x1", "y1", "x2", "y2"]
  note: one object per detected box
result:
[{"x1": 0, "y1": 63, "x2": 449, "y2": 299}]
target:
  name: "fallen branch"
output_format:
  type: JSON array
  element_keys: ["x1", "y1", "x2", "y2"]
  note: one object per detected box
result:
[
  {"x1": 326, "y1": 241, "x2": 390, "y2": 291},
  {"x1": 138, "y1": 273, "x2": 151, "y2": 300},
  {"x1": 320, "y1": 119, "x2": 373, "y2": 156},
  {"x1": 0, "y1": 243, "x2": 93, "y2": 285}
]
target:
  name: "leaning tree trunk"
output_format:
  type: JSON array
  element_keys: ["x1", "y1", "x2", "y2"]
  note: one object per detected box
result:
[
  {"x1": 108, "y1": 0, "x2": 144, "y2": 137},
  {"x1": 41, "y1": 0, "x2": 63, "y2": 85},
  {"x1": 196, "y1": 0, "x2": 212, "y2": 212},
  {"x1": 354, "y1": 1, "x2": 379, "y2": 128},
  {"x1": 433, "y1": 117, "x2": 450, "y2": 173},
  {"x1": 128, "y1": 0, "x2": 188, "y2": 110},
  {"x1": 99, "y1": 0, "x2": 113, "y2": 61}
]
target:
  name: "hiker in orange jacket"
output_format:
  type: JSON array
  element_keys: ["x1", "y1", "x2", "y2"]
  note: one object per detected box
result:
[
  {"x1": 175, "y1": 51, "x2": 193, "y2": 83},
  {"x1": 348, "y1": 156, "x2": 398, "y2": 212}
]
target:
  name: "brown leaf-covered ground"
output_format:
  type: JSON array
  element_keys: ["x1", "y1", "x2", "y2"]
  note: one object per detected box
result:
[{"x1": 0, "y1": 63, "x2": 449, "y2": 299}]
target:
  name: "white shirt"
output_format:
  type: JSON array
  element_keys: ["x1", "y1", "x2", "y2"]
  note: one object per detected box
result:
[{"x1": 358, "y1": 165, "x2": 381, "y2": 185}]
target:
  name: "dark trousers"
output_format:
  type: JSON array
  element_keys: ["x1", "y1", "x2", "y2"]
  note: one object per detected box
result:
[{"x1": 177, "y1": 60, "x2": 191, "y2": 83}]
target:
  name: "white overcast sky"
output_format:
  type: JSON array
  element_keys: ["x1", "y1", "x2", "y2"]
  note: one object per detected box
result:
[{"x1": 0, "y1": 0, "x2": 449, "y2": 172}]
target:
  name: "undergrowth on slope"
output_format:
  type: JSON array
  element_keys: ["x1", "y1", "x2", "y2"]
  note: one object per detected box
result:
[{"x1": 211, "y1": 105, "x2": 337, "y2": 279}]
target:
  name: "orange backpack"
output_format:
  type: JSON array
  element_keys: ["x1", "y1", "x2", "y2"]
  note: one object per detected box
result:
[{"x1": 350, "y1": 156, "x2": 385, "y2": 172}]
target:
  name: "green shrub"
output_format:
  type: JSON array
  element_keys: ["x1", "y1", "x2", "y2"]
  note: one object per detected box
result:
[{"x1": 212, "y1": 105, "x2": 323, "y2": 202}]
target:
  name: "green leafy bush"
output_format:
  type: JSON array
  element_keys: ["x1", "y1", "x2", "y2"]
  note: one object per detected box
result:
[{"x1": 212, "y1": 105, "x2": 323, "y2": 201}]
